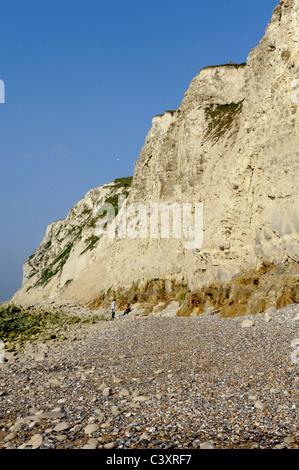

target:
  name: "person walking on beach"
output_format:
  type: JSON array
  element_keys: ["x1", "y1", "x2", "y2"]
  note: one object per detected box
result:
[{"x1": 111, "y1": 299, "x2": 116, "y2": 319}]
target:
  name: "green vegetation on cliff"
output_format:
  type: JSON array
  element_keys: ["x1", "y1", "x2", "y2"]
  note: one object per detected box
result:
[
  {"x1": 204, "y1": 101, "x2": 243, "y2": 141},
  {"x1": 30, "y1": 176, "x2": 133, "y2": 287},
  {"x1": 35, "y1": 242, "x2": 74, "y2": 287}
]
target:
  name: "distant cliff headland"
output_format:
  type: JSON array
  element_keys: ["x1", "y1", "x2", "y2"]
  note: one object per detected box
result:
[{"x1": 11, "y1": 0, "x2": 299, "y2": 317}]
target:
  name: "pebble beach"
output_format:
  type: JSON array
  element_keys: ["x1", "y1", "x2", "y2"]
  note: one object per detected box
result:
[{"x1": 0, "y1": 303, "x2": 298, "y2": 450}]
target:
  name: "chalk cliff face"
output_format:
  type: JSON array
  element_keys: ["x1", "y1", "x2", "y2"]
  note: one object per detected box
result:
[{"x1": 12, "y1": 0, "x2": 299, "y2": 311}]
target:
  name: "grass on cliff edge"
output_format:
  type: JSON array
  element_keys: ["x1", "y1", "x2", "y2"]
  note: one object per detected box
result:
[
  {"x1": 0, "y1": 305, "x2": 106, "y2": 349},
  {"x1": 112, "y1": 176, "x2": 133, "y2": 188}
]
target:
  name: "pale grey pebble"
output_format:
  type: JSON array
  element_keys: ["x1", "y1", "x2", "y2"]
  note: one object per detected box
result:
[
  {"x1": 26, "y1": 433, "x2": 43, "y2": 447},
  {"x1": 104, "y1": 441, "x2": 116, "y2": 450},
  {"x1": 53, "y1": 422, "x2": 72, "y2": 432},
  {"x1": 82, "y1": 438, "x2": 99, "y2": 449},
  {"x1": 200, "y1": 442, "x2": 217, "y2": 449},
  {"x1": 84, "y1": 423, "x2": 100, "y2": 435}
]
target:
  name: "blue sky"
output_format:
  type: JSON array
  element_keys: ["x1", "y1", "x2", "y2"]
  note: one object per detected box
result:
[{"x1": 0, "y1": 0, "x2": 279, "y2": 302}]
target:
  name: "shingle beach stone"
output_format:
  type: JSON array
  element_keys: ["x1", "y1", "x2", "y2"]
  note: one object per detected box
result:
[
  {"x1": 0, "y1": 303, "x2": 298, "y2": 449},
  {"x1": 84, "y1": 424, "x2": 100, "y2": 435}
]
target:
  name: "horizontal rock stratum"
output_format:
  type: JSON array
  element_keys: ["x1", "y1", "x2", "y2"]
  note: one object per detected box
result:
[{"x1": 12, "y1": 0, "x2": 299, "y2": 315}]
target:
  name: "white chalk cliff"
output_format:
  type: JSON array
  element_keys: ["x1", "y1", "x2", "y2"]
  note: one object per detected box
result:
[{"x1": 12, "y1": 0, "x2": 299, "y2": 313}]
